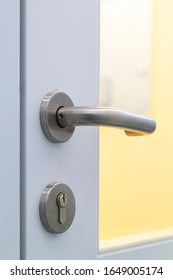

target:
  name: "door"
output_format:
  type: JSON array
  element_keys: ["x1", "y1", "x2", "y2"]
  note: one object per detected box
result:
[
  {"x1": 18, "y1": 0, "x2": 173, "y2": 259},
  {"x1": 20, "y1": 0, "x2": 98, "y2": 259}
]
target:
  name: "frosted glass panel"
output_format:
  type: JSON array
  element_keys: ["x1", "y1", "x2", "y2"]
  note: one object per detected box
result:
[
  {"x1": 100, "y1": 0, "x2": 152, "y2": 115},
  {"x1": 99, "y1": 0, "x2": 173, "y2": 251}
]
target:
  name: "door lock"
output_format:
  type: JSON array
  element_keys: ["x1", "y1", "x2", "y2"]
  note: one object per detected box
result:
[
  {"x1": 39, "y1": 182, "x2": 75, "y2": 233},
  {"x1": 56, "y1": 192, "x2": 67, "y2": 224}
]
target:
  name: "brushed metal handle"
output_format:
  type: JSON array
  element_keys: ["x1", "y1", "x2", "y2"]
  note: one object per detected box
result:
[
  {"x1": 57, "y1": 107, "x2": 156, "y2": 136},
  {"x1": 40, "y1": 91, "x2": 156, "y2": 143}
]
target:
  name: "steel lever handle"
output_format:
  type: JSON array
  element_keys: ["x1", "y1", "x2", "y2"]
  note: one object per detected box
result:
[
  {"x1": 57, "y1": 107, "x2": 156, "y2": 136},
  {"x1": 40, "y1": 91, "x2": 156, "y2": 143}
]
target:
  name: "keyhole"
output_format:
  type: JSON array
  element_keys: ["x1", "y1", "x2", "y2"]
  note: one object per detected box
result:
[{"x1": 57, "y1": 193, "x2": 67, "y2": 224}]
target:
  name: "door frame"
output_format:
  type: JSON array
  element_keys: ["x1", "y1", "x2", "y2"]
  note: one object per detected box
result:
[{"x1": 0, "y1": 0, "x2": 20, "y2": 260}]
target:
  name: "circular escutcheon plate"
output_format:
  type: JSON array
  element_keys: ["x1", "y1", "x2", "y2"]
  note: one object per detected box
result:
[
  {"x1": 40, "y1": 91, "x2": 75, "y2": 143},
  {"x1": 39, "y1": 182, "x2": 76, "y2": 233}
]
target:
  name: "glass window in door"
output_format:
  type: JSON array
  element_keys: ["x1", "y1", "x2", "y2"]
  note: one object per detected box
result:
[{"x1": 99, "y1": 0, "x2": 173, "y2": 252}]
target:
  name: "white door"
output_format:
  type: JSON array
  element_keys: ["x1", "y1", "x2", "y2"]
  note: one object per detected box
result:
[
  {"x1": 2, "y1": 0, "x2": 173, "y2": 260},
  {"x1": 20, "y1": 0, "x2": 98, "y2": 259}
]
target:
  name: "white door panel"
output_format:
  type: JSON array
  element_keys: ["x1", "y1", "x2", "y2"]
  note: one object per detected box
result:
[{"x1": 20, "y1": 0, "x2": 99, "y2": 259}]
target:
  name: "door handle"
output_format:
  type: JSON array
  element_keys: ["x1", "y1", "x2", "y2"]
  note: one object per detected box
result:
[{"x1": 40, "y1": 91, "x2": 156, "y2": 143}]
